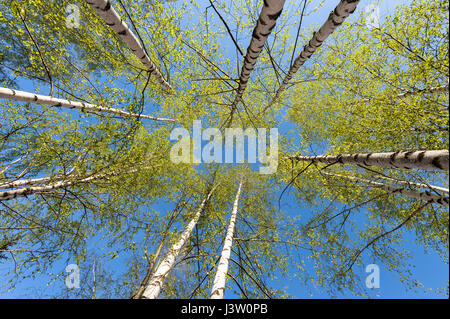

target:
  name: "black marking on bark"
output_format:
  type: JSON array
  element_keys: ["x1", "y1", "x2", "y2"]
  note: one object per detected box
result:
[
  {"x1": 252, "y1": 28, "x2": 261, "y2": 41},
  {"x1": 103, "y1": 0, "x2": 111, "y2": 11},
  {"x1": 363, "y1": 153, "x2": 371, "y2": 167},
  {"x1": 259, "y1": 17, "x2": 268, "y2": 26},
  {"x1": 267, "y1": 9, "x2": 283, "y2": 21},
  {"x1": 315, "y1": 37, "x2": 324, "y2": 45},
  {"x1": 389, "y1": 152, "x2": 399, "y2": 168},
  {"x1": 305, "y1": 45, "x2": 315, "y2": 54},
  {"x1": 404, "y1": 150, "x2": 414, "y2": 157},
  {"x1": 431, "y1": 156, "x2": 444, "y2": 170},
  {"x1": 332, "y1": 19, "x2": 344, "y2": 27},
  {"x1": 416, "y1": 151, "x2": 425, "y2": 165},
  {"x1": 300, "y1": 48, "x2": 309, "y2": 58}
]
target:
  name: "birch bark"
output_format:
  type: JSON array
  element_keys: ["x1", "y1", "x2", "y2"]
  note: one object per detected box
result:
[
  {"x1": 85, "y1": 0, "x2": 172, "y2": 91},
  {"x1": 0, "y1": 176, "x2": 58, "y2": 190},
  {"x1": 347, "y1": 84, "x2": 449, "y2": 106},
  {"x1": 373, "y1": 175, "x2": 448, "y2": 195},
  {"x1": 265, "y1": 0, "x2": 359, "y2": 112},
  {"x1": 321, "y1": 171, "x2": 449, "y2": 206},
  {"x1": 228, "y1": 0, "x2": 285, "y2": 121},
  {"x1": 0, "y1": 87, "x2": 175, "y2": 122},
  {"x1": 0, "y1": 166, "x2": 158, "y2": 201},
  {"x1": 141, "y1": 185, "x2": 217, "y2": 299},
  {"x1": 289, "y1": 150, "x2": 449, "y2": 171},
  {"x1": 210, "y1": 180, "x2": 243, "y2": 299}
]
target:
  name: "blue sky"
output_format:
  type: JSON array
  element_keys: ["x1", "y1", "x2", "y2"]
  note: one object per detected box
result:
[{"x1": 0, "y1": 0, "x2": 448, "y2": 299}]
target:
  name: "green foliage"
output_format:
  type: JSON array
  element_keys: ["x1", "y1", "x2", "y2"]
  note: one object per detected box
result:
[{"x1": 0, "y1": 0, "x2": 448, "y2": 298}]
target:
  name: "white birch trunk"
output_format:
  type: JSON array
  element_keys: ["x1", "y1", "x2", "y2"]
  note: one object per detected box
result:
[
  {"x1": 0, "y1": 173, "x2": 106, "y2": 201},
  {"x1": 265, "y1": 0, "x2": 359, "y2": 112},
  {"x1": 0, "y1": 165, "x2": 158, "y2": 201},
  {"x1": 289, "y1": 150, "x2": 449, "y2": 171},
  {"x1": 0, "y1": 87, "x2": 175, "y2": 122},
  {"x1": 229, "y1": 0, "x2": 285, "y2": 117},
  {"x1": 210, "y1": 180, "x2": 243, "y2": 299},
  {"x1": 373, "y1": 175, "x2": 449, "y2": 195},
  {"x1": 85, "y1": 0, "x2": 172, "y2": 92},
  {"x1": 395, "y1": 85, "x2": 449, "y2": 99},
  {"x1": 321, "y1": 172, "x2": 449, "y2": 206},
  {"x1": 0, "y1": 154, "x2": 28, "y2": 175},
  {"x1": 141, "y1": 185, "x2": 217, "y2": 299},
  {"x1": 348, "y1": 84, "x2": 449, "y2": 106},
  {"x1": 0, "y1": 176, "x2": 54, "y2": 190}
]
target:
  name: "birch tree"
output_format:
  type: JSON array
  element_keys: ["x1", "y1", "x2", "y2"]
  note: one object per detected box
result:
[
  {"x1": 0, "y1": 87, "x2": 176, "y2": 122},
  {"x1": 0, "y1": 164, "x2": 160, "y2": 201},
  {"x1": 276, "y1": 155, "x2": 449, "y2": 295},
  {"x1": 264, "y1": 0, "x2": 360, "y2": 112},
  {"x1": 227, "y1": 0, "x2": 286, "y2": 124},
  {"x1": 210, "y1": 179, "x2": 243, "y2": 299},
  {"x1": 319, "y1": 171, "x2": 449, "y2": 206},
  {"x1": 288, "y1": 0, "x2": 448, "y2": 153},
  {"x1": 85, "y1": 0, "x2": 172, "y2": 92},
  {"x1": 141, "y1": 184, "x2": 218, "y2": 299},
  {"x1": 289, "y1": 150, "x2": 449, "y2": 171}
]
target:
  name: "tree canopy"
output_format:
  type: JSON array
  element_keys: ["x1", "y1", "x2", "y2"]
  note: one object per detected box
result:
[{"x1": 0, "y1": 0, "x2": 448, "y2": 298}]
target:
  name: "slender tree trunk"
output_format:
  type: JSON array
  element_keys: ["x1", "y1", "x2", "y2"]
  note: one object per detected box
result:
[
  {"x1": 210, "y1": 180, "x2": 243, "y2": 299},
  {"x1": 0, "y1": 165, "x2": 158, "y2": 201},
  {"x1": 265, "y1": 0, "x2": 359, "y2": 112},
  {"x1": 228, "y1": 0, "x2": 285, "y2": 122},
  {"x1": 141, "y1": 185, "x2": 218, "y2": 299},
  {"x1": 85, "y1": 0, "x2": 172, "y2": 92},
  {"x1": 348, "y1": 84, "x2": 449, "y2": 106},
  {"x1": 133, "y1": 193, "x2": 189, "y2": 299},
  {"x1": 92, "y1": 258, "x2": 97, "y2": 299},
  {"x1": 289, "y1": 150, "x2": 449, "y2": 171},
  {"x1": 373, "y1": 174, "x2": 449, "y2": 195},
  {"x1": 354, "y1": 127, "x2": 449, "y2": 134},
  {"x1": 0, "y1": 154, "x2": 28, "y2": 175},
  {"x1": 0, "y1": 176, "x2": 58, "y2": 190},
  {"x1": 0, "y1": 87, "x2": 175, "y2": 122},
  {"x1": 133, "y1": 231, "x2": 169, "y2": 299},
  {"x1": 396, "y1": 84, "x2": 449, "y2": 99},
  {"x1": 321, "y1": 171, "x2": 449, "y2": 206},
  {"x1": 0, "y1": 166, "x2": 77, "y2": 190}
]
